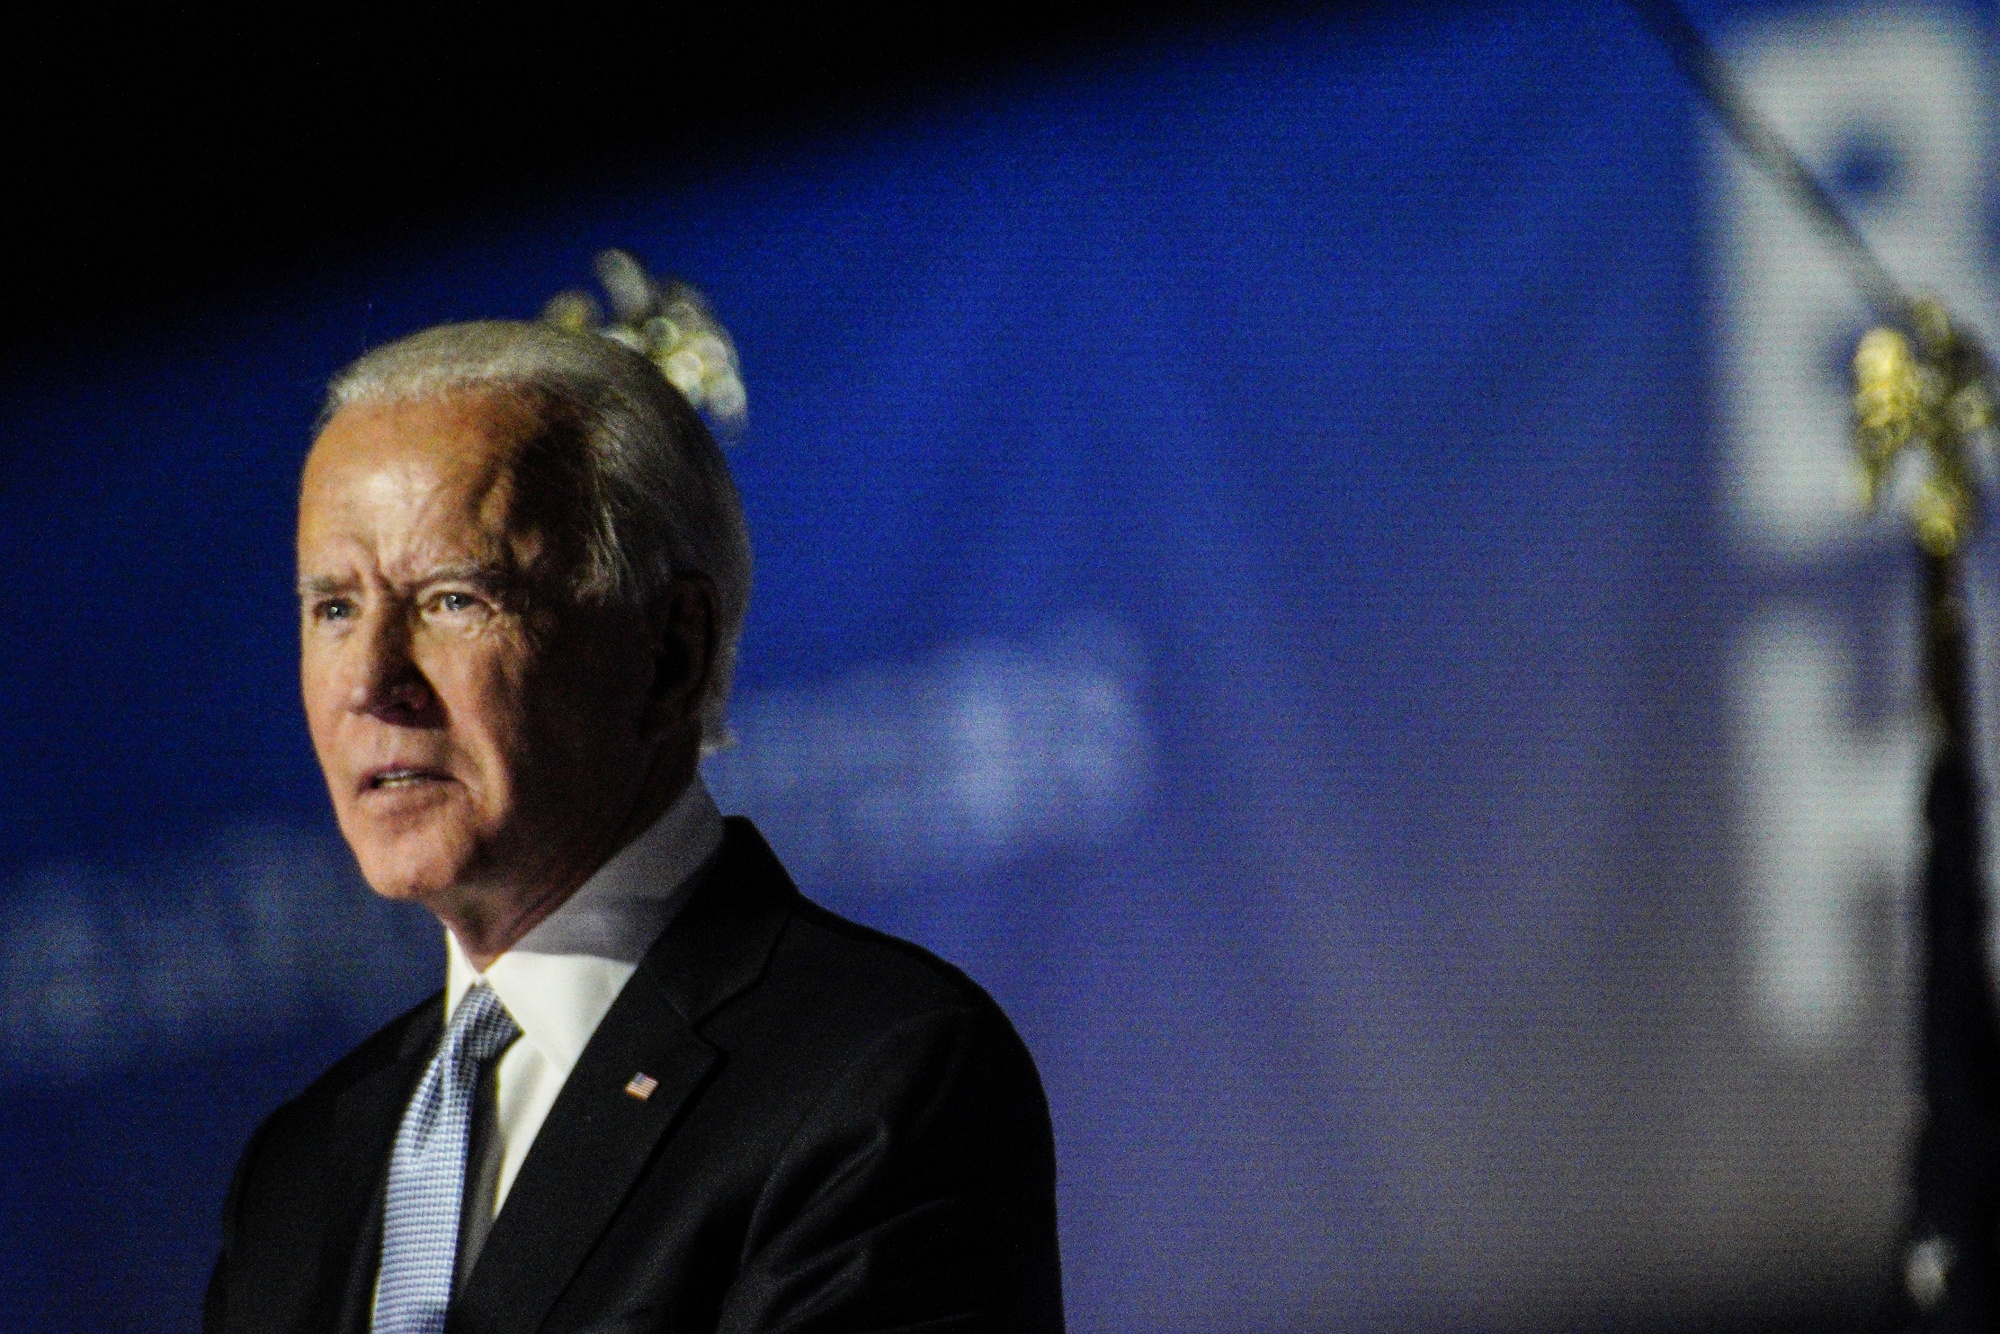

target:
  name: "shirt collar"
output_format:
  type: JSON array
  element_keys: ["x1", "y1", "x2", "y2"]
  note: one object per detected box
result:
[{"x1": 445, "y1": 776, "x2": 725, "y2": 1077}]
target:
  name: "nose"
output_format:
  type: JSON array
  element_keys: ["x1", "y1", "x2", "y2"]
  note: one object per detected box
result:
[{"x1": 346, "y1": 605, "x2": 441, "y2": 727}]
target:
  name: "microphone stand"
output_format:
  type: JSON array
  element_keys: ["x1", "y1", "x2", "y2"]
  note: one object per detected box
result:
[{"x1": 1856, "y1": 306, "x2": 2000, "y2": 1330}]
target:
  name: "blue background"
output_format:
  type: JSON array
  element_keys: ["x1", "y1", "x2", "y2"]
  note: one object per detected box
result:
[{"x1": 0, "y1": 1, "x2": 1971, "y2": 1328}]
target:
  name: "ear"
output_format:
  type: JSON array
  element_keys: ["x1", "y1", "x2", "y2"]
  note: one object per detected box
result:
[{"x1": 645, "y1": 573, "x2": 718, "y2": 737}]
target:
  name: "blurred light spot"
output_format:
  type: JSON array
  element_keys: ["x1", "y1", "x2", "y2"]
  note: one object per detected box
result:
[
  {"x1": 705, "y1": 619, "x2": 1151, "y2": 886},
  {"x1": 1906, "y1": 1233, "x2": 1953, "y2": 1312},
  {"x1": 0, "y1": 826, "x2": 434, "y2": 1083}
]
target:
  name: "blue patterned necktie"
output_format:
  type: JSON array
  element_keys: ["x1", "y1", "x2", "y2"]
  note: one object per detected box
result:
[{"x1": 373, "y1": 983, "x2": 521, "y2": 1334}]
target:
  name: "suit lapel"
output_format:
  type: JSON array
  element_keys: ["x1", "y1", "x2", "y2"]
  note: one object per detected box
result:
[{"x1": 449, "y1": 818, "x2": 798, "y2": 1334}]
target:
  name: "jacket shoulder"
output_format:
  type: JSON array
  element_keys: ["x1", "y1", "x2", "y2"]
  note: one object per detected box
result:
[
  {"x1": 690, "y1": 818, "x2": 1017, "y2": 1043},
  {"x1": 698, "y1": 876, "x2": 1037, "y2": 1121},
  {"x1": 701, "y1": 888, "x2": 1064, "y2": 1333},
  {"x1": 779, "y1": 895, "x2": 1006, "y2": 1022}
]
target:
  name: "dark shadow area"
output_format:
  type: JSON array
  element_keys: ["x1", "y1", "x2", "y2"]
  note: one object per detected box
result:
[{"x1": 0, "y1": 0, "x2": 1459, "y2": 363}]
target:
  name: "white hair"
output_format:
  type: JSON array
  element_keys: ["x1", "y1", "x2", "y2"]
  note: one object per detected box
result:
[{"x1": 323, "y1": 320, "x2": 752, "y2": 750}]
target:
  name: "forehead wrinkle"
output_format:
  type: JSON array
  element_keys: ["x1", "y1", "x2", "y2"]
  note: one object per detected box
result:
[
  {"x1": 331, "y1": 459, "x2": 519, "y2": 565},
  {"x1": 300, "y1": 389, "x2": 561, "y2": 601}
]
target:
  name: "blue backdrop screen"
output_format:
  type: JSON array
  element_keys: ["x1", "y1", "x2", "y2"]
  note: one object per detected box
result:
[{"x1": 0, "y1": 2, "x2": 1980, "y2": 1328}]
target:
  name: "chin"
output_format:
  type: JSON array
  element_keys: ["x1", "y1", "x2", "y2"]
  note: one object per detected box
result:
[
  {"x1": 331, "y1": 771, "x2": 491, "y2": 889},
  {"x1": 342, "y1": 822, "x2": 481, "y2": 907}
]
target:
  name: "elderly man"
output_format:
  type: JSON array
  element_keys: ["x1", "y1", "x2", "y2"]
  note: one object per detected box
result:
[{"x1": 204, "y1": 318, "x2": 1064, "y2": 1333}]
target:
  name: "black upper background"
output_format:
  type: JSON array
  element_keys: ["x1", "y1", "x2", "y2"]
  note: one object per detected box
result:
[{"x1": 0, "y1": 0, "x2": 1403, "y2": 363}]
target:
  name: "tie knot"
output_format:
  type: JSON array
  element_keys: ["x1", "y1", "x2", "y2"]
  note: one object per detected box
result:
[{"x1": 447, "y1": 983, "x2": 520, "y2": 1066}]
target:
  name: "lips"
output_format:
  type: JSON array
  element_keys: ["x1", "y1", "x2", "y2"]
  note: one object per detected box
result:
[{"x1": 361, "y1": 765, "x2": 453, "y2": 791}]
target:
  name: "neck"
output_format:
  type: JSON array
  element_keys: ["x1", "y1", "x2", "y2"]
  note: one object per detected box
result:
[{"x1": 447, "y1": 741, "x2": 701, "y2": 970}]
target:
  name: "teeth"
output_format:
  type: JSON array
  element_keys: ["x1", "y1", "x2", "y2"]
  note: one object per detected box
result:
[{"x1": 375, "y1": 771, "x2": 428, "y2": 788}]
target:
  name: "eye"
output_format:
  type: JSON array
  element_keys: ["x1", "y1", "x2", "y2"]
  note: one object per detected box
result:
[
  {"x1": 428, "y1": 589, "x2": 490, "y2": 619},
  {"x1": 312, "y1": 597, "x2": 357, "y2": 622}
]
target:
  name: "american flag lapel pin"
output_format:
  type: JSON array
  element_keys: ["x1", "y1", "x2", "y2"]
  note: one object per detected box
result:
[{"x1": 624, "y1": 1073, "x2": 660, "y2": 1101}]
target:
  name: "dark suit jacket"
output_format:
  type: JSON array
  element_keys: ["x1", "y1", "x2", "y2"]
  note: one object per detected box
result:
[{"x1": 205, "y1": 818, "x2": 1065, "y2": 1334}]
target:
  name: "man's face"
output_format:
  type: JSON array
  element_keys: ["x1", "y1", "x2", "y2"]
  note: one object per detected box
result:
[{"x1": 297, "y1": 391, "x2": 659, "y2": 928}]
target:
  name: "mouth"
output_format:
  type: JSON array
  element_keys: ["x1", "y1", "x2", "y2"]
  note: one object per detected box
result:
[{"x1": 362, "y1": 767, "x2": 452, "y2": 792}]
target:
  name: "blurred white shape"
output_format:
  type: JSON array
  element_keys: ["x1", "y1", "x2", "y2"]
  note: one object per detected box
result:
[
  {"x1": 705, "y1": 620, "x2": 1150, "y2": 885},
  {"x1": 1717, "y1": 7, "x2": 1996, "y2": 1050},
  {"x1": 1907, "y1": 1233, "x2": 1955, "y2": 1312},
  {"x1": 1735, "y1": 607, "x2": 1921, "y2": 1046},
  {"x1": 0, "y1": 824, "x2": 434, "y2": 1082},
  {"x1": 1717, "y1": 7, "x2": 1993, "y2": 558}
]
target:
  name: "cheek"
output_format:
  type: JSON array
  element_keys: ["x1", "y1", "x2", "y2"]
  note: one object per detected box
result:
[
  {"x1": 298, "y1": 647, "x2": 345, "y2": 751},
  {"x1": 425, "y1": 634, "x2": 538, "y2": 767},
  {"x1": 507, "y1": 651, "x2": 641, "y2": 794}
]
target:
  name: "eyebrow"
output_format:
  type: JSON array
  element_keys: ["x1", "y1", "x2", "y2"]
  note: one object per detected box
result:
[
  {"x1": 415, "y1": 563, "x2": 516, "y2": 592},
  {"x1": 297, "y1": 574, "x2": 352, "y2": 599},
  {"x1": 296, "y1": 564, "x2": 518, "y2": 599}
]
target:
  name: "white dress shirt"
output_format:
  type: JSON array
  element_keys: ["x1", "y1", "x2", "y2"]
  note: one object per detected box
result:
[{"x1": 444, "y1": 777, "x2": 724, "y2": 1213}]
